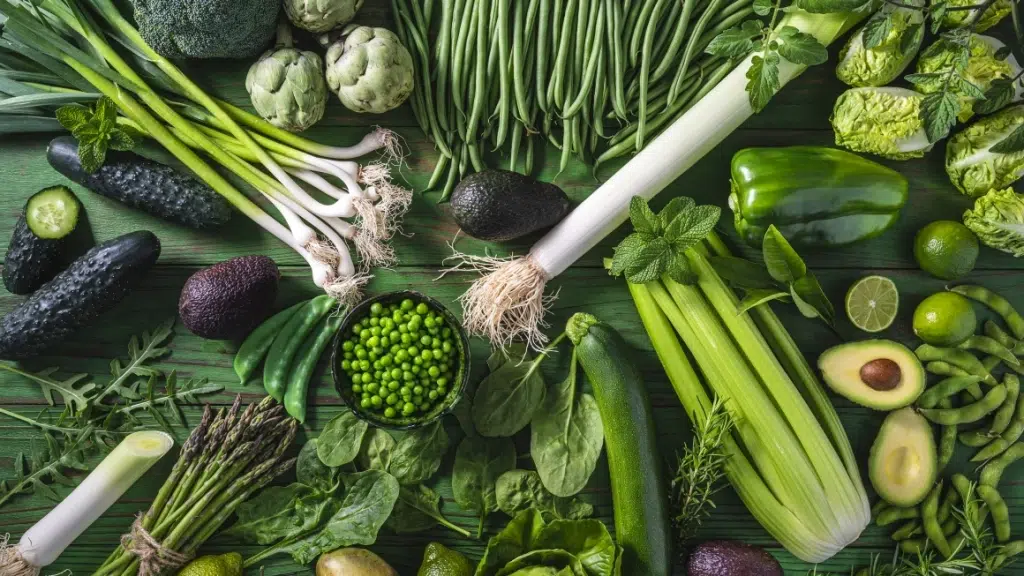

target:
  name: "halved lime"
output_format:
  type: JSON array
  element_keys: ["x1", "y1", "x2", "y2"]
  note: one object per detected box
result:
[{"x1": 846, "y1": 275, "x2": 899, "y2": 333}]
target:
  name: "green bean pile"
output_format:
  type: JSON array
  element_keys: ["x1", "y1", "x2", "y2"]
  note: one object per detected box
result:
[{"x1": 392, "y1": 0, "x2": 756, "y2": 198}]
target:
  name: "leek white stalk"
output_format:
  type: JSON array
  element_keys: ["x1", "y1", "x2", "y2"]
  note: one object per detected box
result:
[
  {"x1": 1, "y1": 431, "x2": 173, "y2": 574},
  {"x1": 449, "y1": 8, "x2": 868, "y2": 347}
]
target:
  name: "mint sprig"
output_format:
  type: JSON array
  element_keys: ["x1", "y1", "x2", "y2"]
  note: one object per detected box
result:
[
  {"x1": 610, "y1": 197, "x2": 721, "y2": 285},
  {"x1": 55, "y1": 96, "x2": 140, "y2": 173}
]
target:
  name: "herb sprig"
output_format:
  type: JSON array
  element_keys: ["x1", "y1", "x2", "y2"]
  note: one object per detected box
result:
[
  {"x1": 671, "y1": 397, "x2": 734, "y2": 547},
  {"x1": 55, "y1": 96, "x2": 140, "y2": 173}
]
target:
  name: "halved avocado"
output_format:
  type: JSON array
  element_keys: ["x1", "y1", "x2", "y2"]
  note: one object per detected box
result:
[
  {"x1": 869, "y1": 407, "x2": 937, "y2": 507},
  {"x1": 818, "y1": 339, "x2": 926, "y2": 410}
]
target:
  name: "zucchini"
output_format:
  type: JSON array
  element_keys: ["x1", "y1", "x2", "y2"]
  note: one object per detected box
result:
[
  {"x1": 566, "y1": 313, "x2": 672, "y2": 576},
  {"x1": 47, "y1": 136, "x2": 232, "y2": 230},
  {"x1": 3, "y1": 186, "x2": 80, "y2": 295},
  {"x1": 0, "y1": 231, "x2": 161, "y2": 359}
]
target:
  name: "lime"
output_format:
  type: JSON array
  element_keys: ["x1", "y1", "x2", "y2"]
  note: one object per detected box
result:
[
  {"x1": 913, "y1": 292, "x2": 977, "y2": 346},
  {"x1": 914, "y1": 221, "x2": 979, "y2": 280},
  {"x1": 176, "y1": 553, "x2": 242, "y2": 576},
  {"x1": 845, "y1": 275, "x2": 899, "y2": 333}
]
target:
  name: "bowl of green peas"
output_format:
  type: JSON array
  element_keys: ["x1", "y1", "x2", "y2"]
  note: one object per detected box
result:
[{"x1": 332, "y1": 291, "x2": 470, "y2": 429}]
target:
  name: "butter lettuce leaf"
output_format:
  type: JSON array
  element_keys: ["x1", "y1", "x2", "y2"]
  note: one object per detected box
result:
[
  {"x1": 946, "y1": 105, "x2": 1024, "y2": 197},
  {"x1": 964, "y1": 187, "x2": 1024, "y2": 257},
  {"x1": 831, "y1": 87, "x2": 932, "y2": 159}
]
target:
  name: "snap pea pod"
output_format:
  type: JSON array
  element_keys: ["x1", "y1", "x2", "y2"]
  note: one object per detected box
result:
[
  {"x1": 937, "y1": 398, "x2": 958, "y2": 472},
  {"x1": 925, "y1": 361, "x2": 984, "y2": 400},
  {"x1": 917, "y1": 376, "x2": 983, "y2": 409},
  {"x1": 233, "y1": 301, "x2": 307, "y2": 385},
  {"x1": 950, "y1": 285, "x2": 1024, "y2": 340},
  {"x1": 264, "y1": 295, "x2": 335, "y2": 402},
  {"x1": 980, "y1": 442, "x2": 1024, "y2": 487},
  {"x1": 959, "y1": 335, "x2": 1021, "y2": 367},
  {"x1": 977, "y1": 484, "x2": 1012, "y2": 542},
  {"x1": 921, "y1": 481, "x2": 952, "y2": 557},
  {"x1": 916, "y1": 344, "x2": 997, "y2": 386},
  {"x1": 973, "y1": 388, "x2": 1024, "y2": 461},
  {"x1": 891, "y1": 520, "x2": 921, "y2": 541},
  {"x1": 877, "y1": 505, "x2": 920, "y2": 526},
  {"x1": 919, "y1": 384, "x2": 1007, "y2": 425},
  {"x1": 283, "y1": 314, "x2": 344, "y2": 423}
]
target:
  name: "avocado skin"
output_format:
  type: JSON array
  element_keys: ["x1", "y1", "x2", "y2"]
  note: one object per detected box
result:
[
  {"x1": 179, "y1": 255, "x2": 280, "y2": 340},
  {"x1": 3, "y1": 216, "x2": 65, "y2": 295},
  {"x1": 450, "y1": 170, "x2": 571, "y2": 242},
  {"x1": 0, "y1": 231, "x2": 161, "y2": 359},
  {"x1": 687, "y1": 541, "x2": 782, "y2": 576},
  {"x1": 47, "y1": 136, "x2": 232, "y2": 230}
]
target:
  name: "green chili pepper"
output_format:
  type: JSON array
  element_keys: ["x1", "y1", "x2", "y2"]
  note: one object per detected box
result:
[
  {"x1": 233, "y1": 301, "x2": 308, "y2": 385},
  {"x1": 284, "y1": 314, "x2": 344, "y2": 423},
  {"x1": 949, "y1": 285, "x2": 1024, "y2": 340},
  {"x1": 264, "y1": 295, "x2": 335, "y2": 402},
  {"x1": 980, "y1": 442, "x2": 1024, "y2": 487},
  {"x1": 977, "y1": 484, "x2": 1012, "y2": 543},
  {"x1": 917, "y1": 376, "x2": 982, "y2": 409},
  {"x1": 921, "y1": 481, "x2": 952, "y2": 558},
  {"x1": 916, "y1": 344, "x2": 997, "y2": 386},
  {"x1": 920, "y1": 384, "x2": 1007, "y2": 426}
]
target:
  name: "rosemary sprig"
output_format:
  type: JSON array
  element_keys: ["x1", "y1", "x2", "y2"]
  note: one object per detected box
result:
[{"x1": 670, "y1": 396, "x2": 734, "y2": 546}]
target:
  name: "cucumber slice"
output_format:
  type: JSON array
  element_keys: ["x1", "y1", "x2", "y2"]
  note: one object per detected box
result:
[{"x1": 26, "y1": 185, "x2": 80, "y2": 239}]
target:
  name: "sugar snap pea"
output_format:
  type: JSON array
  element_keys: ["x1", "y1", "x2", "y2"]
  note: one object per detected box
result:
[
  {"x1": 920, "y1": 384, "x2": 1007, "y2": 426},
  {"x1": 977, "y1": 484, "x2": 1012, "y2": 542},
  {"x1": 891, "y1": 520, "x2": 921, "y2": 541},
  {"x1": 921, "y1": 481, "x2": 952, "y2": 557},
  {"x1": 233, "y1": 301, "x2": 307, "y2": 385},
  {"x1": 959, "y1": 335, "x2": 1021, "y2": 367},
  {"x1": 980, "y1": 441, "x2": 1024, "y2": 487},
  {"x1": 973, "y1": 389, "x2": 1024, "y2": 461},
  {"x1": 950, "y1": 285, "x2": 1024, "y2": 340},
  {"x1": 264, "y1": 295, "x2": 335, "y2": 402},
  {"x1": 916, "y1": 344, "x2": 997, "y2": 385},
  {"x1": 925, "y1": 361, "x2": 984, "y2": 400},
  {"x1": 283, "y1": 314, "x2": 344, "y2": 423},
  {"x1": 937, "y1": 398, "x2": 958, "y2": 472},
  {"x1": 917, "y1": 376, "x2": 983, "y2": 409},
  {"x1": 877, "y1": 505, "x2": 920, "y2": 526}
]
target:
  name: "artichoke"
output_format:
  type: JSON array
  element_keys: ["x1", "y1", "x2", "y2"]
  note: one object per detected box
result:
[
  {"x1": 285, "y1": 0, "x2": 365, "y2": 34},
  {"x1": 326, "y1": 26, "x2": 414, "y2": 114},
  {"x1": 246, "y1": 23, "x2": 327, "y2": 132}
]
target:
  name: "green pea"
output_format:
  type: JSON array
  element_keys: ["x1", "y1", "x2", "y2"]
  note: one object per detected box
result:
[
  {"x1": 414, "y1": 385, "x2": 424, "y2": 395},
  {"x1": 386, "y1": 393, "x2": 398, "y2": 405},
  {"x1": 403, "y1": 371, "x2": 415, "y2": 381},
  {"x1": 428, "y1": 390, "x2": 439, "y2": 400},
  {"x1": 367, "y1": 383, "x2": 379, "y2": 393},
  {"x1": 399, "y1": 324, "x2": 409, "y2": 334},
  {"x1": 415, "y1": 302, "x2": 428, "y2": 314},
  {"x1": 391, "y1": 368, "x2": 402, "y2": 380},
  {"x1": 359, "y1": 360, "x2": 370, "y2": 371},
  {"x1": 352, "y1": 384, "x2": 362, "y2": 393},
  {"x1": 401, "y1": 362, "x2": 412, "y2": 371},
  {"x1": 342, "y1": 360, "x2": 352, "y2": 371},
  {"x1": 355, "y1": 348, "x2": 367, "y2": 360},
  {"x1": 403, "y1": 403, "x2": 416, "y2": 415},
  {"x1": 371, "y1": 396, "x2": 383, "y2": 408},
  {"x1": 369, "y1": 317, "x2": 379, "y2": 326},
  {"x1": 428, "y1": 366, "x2": 441, "y2": 378},
  {"x1": 385, "y1": 407, "x2": 397, "y2": 418},
  {"x1": 396, "y1": 350, "x2": 409, "y2": 362},
  {"x1": 342, "y1": 341, "x2": 354, "y2": 351},
  {"x1": 361, "y1": 398, "x2": 371, "y2": 409},
  {"x1": 381, "y1": 356, "x2": 393, "y2": 367},
  {"x1": 388, "y1": 381, "x2": 400, "y2": 391},
  {"x1": 371, "y1": 302, "x2": 383, "y2": 315},
  {"x1": 432, "y1": 349, "x2": 444, "y2": 360},
  {"x1": 425, "y1": 316, "x2": 436, "y2": 329},
  {"x1": 359, "y1": 328, "x2": 370, "y2": 339}
]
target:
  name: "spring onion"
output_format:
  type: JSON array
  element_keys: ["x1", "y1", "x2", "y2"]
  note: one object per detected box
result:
[{"x1": 0, "y1": 431, "x2": 173, "y2": 574}]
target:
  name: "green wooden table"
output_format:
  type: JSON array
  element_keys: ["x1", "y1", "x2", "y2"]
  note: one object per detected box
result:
[{"x1": 2, "y1": 5, "x2": 1023, "y2": 574}]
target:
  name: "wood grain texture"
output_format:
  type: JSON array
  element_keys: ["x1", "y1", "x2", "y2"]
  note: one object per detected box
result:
[{"x1": 0, "y1": 4, "x2": 1022, "y2": 574}]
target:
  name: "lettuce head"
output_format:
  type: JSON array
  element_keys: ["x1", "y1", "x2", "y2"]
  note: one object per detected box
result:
[
  {"x1": 831, "y1": 87, "x2": 933, "y2": 160},
  {"x1": 917, "y1": 35, "x2": 1019, "y2": 121},
  {"x1": 946, "y1": 105, "x2": 1024, "y2": 197},
  {"x1": 940, "y1": 0, "x2": 1012, "y2": 32},
  {"x1": 963, "y1": 187, "x2": 1024, "y2": 257},
  {"x1": 837, "y1": 2, "x2": 925, "y2": 87}
]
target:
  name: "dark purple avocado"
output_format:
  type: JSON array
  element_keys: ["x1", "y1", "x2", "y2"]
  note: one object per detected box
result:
[
  {"x1": 687, "y1": 541, "x2": 783, "y2": 576},
  {"x1": 449, "y1": 169, "x2": 572, "y2": 242},
  {"x1": 178, "y1": 255, "x2": 280, "y2": 340}
]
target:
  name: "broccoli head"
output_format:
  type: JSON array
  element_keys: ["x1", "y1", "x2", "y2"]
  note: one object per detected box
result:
[{"x1": 131, "y1": 0, "x2": 281, "y2": 60}]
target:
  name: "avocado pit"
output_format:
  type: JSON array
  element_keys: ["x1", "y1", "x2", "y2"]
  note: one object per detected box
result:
[{"x1": 860, "y1": 358, "x2": 902, "y2": 391}]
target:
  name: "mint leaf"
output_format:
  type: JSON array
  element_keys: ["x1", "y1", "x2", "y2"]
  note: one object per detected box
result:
[
  {"x1": 776, "y1": 27, "x2": 828, "y2": 66},
  {"x1": 753, "y1": 0, "x2": 773, "y2": 15},
  {"x1": 625, "y1": 237, "x2": 673, "y2": 284},
  {"x1": 658, "y1": 197, "x2": 695, "y2": 230},
  {"x1": 706, "y1": 20, "x2": 764, "y2": 59},
  {"x1": 762, "y1": 226, "x2": 807, "y2": 284},
  {"x1": 78, "y1": 140, "x2": 105, "y2": 174},
  {"x1": 974, "y1": 79, "x2": 1015, "y2": 115},
  {"x1": 628, "y1": 196, "x2": 660, "y2": 235},
  {"x1": 664, "y1": 204, "x2": 721, "y2": 249},
  {"x1": 921, "y1": 90, "x2": 960, "y2": 143},
  {"x1": 737, "y1": 289, "x2": 790, "y2": 315},
  {"x1": 55, "y1": 104, "x2": 89, "y2": 131},
  {"x1": 666, "y1": 252, "x2": 696, "y2": 285},
  {"x1": 862, "y1": 14, "x2": 894, "y2": 49},
  {"x1": 791, "y1": 274, "x2": 835, "y2": 325},
  {"x1": 991, "y1": 124, "x2": 1024, "y2": 154},
  {"x1": 95, "y1": 96, "x2": 118, "y2": 133},
  {"x1": 107, "y1": 128, "x2": 137, "y2": 152},
  {"x1": 610, "y1": 233, "x2": 647, "y2": 277},
  {"x1": 708, "y1": 256, "x2": 778, "y2": 290},
  {"x1": 746, "y1": 52, "x2": 780, "y2": 113}
]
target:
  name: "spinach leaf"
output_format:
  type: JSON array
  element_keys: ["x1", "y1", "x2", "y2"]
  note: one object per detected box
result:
[
  {"x1": 476, "y1": 509, "x2": 547, "y2": 576},
  {"x1": 357, "y1": 427, "x2": 397, "y2": 472},
  {"x1": 225, "y1": 484, "x2": 314, "y2": 545},
  {"x1": 530, "y1": 351, "x2": 604, "y2": 498},
  {"x1": 534, "y1": 520, "x2": 617, "y2": 576},
  {"x1": 317, "y1": 411, "x2": 369, "y2": 467},
  {"x1": 282, "y1": 469, "x2": 400, "y2": 565},
  {"x1": 495, "y1": 550, "x2": 588, "y2": 576},
  {"x1": 473, "y1": 345, "x2": 547, "y2": 437},
  {"x1": 386, "y1": 483, "x2": 470, "y2": 536},
  {"x1": 453, "y1": 436, "x2": 517, "y2": 537},
  {"x1": 296, "y1": 438, "x2": 336, "y2": 492},
  {"x1": 495, "y1": 470, "x2": 594, "y2": 522},
  {"x1": 389, "y1": 420, "x2": 450, "y2": 485}
]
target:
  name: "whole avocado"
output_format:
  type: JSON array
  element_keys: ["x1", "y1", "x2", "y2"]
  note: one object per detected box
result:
[
  {"x1": 417, "y1": 542, "x2": 472, "y2": 576},
  {"x1": 450, "y1": 170, "x2": 572, "y2": 242},
  {"x1": 687, "y1": 541, "x2": 783, "y2": 576},
  {"x1": 179, "y1": 256, "x2": 280, "y2": 340}
]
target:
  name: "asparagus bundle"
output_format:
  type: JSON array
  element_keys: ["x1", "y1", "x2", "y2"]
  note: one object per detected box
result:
[{"x1": 92, "y1": 396, "x2": 298, "y2": 576}]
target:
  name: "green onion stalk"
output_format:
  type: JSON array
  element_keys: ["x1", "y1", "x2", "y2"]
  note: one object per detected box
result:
[
  {"x1": 0, "y1": 0, "x2": 411, "y2": 303},
  {"x1": 91, "y1": 396, "x2": 298, "y2": 576}
]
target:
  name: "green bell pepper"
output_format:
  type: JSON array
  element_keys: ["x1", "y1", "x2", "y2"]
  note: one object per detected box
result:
[{"x1": 729, "y1": 146, "x2": 909, "y2": 248}]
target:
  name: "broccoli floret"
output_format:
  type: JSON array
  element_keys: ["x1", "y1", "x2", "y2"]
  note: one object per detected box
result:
[{"x1": 131, "y1": 0, "x2": 281, "y2": 59}]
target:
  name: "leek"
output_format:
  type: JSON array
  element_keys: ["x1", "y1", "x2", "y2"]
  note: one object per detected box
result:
[{"x1": 1, "y1": 431, "x2": 173, "y2": 573}]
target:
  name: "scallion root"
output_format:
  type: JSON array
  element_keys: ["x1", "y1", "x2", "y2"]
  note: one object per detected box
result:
[{"x1": 0, "y1": 534, "x2": 39, "y2": 576}]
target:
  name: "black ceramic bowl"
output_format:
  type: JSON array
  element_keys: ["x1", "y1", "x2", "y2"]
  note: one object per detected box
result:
[{"x1": 332, "y1": 290, "x2": 470, "y2": 430}]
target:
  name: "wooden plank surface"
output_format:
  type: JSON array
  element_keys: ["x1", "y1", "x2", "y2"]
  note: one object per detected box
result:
[{"x1": 1, "y1": 4, "x2": 1023, "y2": 575}]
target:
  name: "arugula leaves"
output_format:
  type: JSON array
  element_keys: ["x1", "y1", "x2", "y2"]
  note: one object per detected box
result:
[
  {"x1": 610, "y1": 197, "x2": 721, "y2": 284},
  {"x1": 55, "y1": 96, "x2": 140, "y2": 173},
  {"x1": 709, "y1": 225, "x2": 835, "y2": 325}
]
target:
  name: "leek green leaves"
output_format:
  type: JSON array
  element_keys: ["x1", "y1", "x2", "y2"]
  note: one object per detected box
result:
[{"x1": 55, "y1": 96, "x2": 140, "y2": 173}]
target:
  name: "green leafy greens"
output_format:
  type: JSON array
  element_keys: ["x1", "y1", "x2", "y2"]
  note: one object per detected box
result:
[{"x1": 55, "y1": 96, "x2": 140, "y2": 173}]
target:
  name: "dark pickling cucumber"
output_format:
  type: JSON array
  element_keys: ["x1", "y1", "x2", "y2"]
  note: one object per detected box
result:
[
  {"x1": 3, "y1": 186, "x2": 81, "y2": 295},
  {"x1": 47, "y1": 136, "x2": 231, "y2": 229},
  {"x1": 0, "y1": 231, "x2": 161, "y2": 359}
]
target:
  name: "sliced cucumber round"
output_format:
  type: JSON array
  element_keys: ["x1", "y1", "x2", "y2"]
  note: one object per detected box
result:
[{"x1": 26, "y1": 185, "x2": 80, "y2": 239}]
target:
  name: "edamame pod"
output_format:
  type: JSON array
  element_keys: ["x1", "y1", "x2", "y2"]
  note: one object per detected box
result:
[
  {"x1": 917, "y1": 375, "x2": 982, "y2": 409},
  {"x1": 977, "y1": 484, "x2": 1011, "y2": 543},
  {"x1": 920, "y1": 384, "x2": 1007, "y2": 426},
  {"x1": 950, "y1": 285, "x2": 1024, "y2": 340},
  {"x1": 980, "y1": 442, "x2": 1024, "y2": 487},
  {"x1": 958, "y1": 335, "x2": 1020, "y2": 367},
  {"x1": 994, "y1": 540, "x2": 1024, "y2": 569},
  {"x1": 915, "y1": 344, "x2": 997, "y2": 386},
  {"x1": 264, "y1": 295, "x2": 335, "y2": 402},
  {"x1": 960, "y1": 429, "x2": 995, "y2": 447},
  {"x1": 877, "y1": 505, "x2": 919, "y2": 526},
  {"x1": 921, "y1": 482, "x2": 952, "y2": 557},
  {"x1": 899, "y1": 538, "x2": 924, "y2": 554},
  {"x1": 925, "y1": 361, "x2": 984, "y2": 400},
  {"x1": 891, "y1": 520, "x2": 921, "y2": 541},
  {"x1": 973, "y1": 391, "x2": 1024, "y2": 462},
  {"x1": 990, "y1": 375, "x2": 1021, "y2": 436},
  {"x1": 985, "y1": 320, "x2": 1022, "y2": 354},
  {"x1": 937, "y1": 398, "x2": 958, "y2": 472},
  {"x1": 283, "y1": 314, "x2": 344, "y2": 423},
  {"x1": 233, "y1": 300, "x2": 308, "y2": 385}
]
